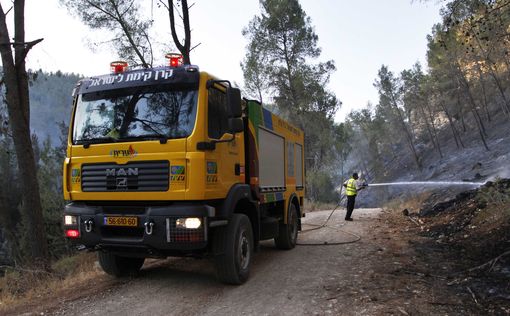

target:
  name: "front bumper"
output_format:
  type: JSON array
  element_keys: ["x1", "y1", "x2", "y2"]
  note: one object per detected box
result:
[{"x1": 64, "y1": 202, "x2": 214, "y2": 255}]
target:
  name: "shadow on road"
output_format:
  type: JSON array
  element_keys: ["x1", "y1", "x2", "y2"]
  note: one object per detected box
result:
[{"x1": 135, "y1": 240, "x2": 284, "y2": 286}]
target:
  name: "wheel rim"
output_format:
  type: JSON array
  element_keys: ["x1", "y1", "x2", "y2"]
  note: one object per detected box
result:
[{"x1": 237, "y1": 230, "x2": 250, "y2": 271}]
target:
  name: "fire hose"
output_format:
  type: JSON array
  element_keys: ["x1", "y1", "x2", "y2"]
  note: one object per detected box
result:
[{"x1": 296, "y1": 187, "x2": 362, "y2": 246}]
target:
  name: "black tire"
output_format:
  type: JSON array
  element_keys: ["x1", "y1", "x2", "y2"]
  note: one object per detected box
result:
[
  {"x1": 275, "y1": 203, "x2": 298, "y2": 250},
  {"x1": 98, "y1": 252, "x2": 145, "y2": 277},
  {"x1": 213, "y1": 213, "x2": 253, "y2": 285}
]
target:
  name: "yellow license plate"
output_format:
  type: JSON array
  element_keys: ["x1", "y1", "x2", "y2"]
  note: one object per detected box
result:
[{"x1": 104, "y1": 216, "x2": 138, "y2": 227}]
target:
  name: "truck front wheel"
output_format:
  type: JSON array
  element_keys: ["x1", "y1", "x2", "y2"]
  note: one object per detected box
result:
[
  {"x1": 98, "y1": 252, "x2": 145, "y2": 277},
  {"x1": 213, "y1": 213, "x2": 253, "y2": 285},
  {"x1": 275, "y1": 203, "x2": 298, "y2": 250}
]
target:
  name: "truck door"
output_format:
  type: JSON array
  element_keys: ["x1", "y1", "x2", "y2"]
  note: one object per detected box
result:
[{"x1": 204, "y1": 84, "x2": 244, "y2": 199}]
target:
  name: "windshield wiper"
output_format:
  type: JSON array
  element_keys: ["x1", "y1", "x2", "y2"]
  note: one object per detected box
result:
[
  {"x1": 132, "y1": 134, "x2": 168, "y2": 144},
  {"x1": 131, "y1": 118, "x2": 168, "y2": 144},
  {"x1": 77, "y1": 136, "x2": 118, "y2": 148}
]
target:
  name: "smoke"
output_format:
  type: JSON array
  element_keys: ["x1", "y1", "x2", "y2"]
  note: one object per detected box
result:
[{"x1": 486, "y1": 154, "x2": 510, "y2": 181}]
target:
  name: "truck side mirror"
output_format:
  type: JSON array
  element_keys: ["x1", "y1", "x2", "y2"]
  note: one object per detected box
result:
[
  {"x1": 229, "y1": 118, "x2": 244, "y2": 133},
  {"x1": 227, "y1": 87, "x2": 242, "y2": 118}
]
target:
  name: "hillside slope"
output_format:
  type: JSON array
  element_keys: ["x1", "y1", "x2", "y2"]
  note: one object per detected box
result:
[
  {"x1": 358, "y1": 113, "x2": 510, "y2": 208},
  {"x1": 29, "y1": 70, "x2": 81, "y2": 145}
]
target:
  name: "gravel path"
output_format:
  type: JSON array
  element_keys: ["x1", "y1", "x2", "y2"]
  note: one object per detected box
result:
[{"x1": 52, "y1": 208, "x2": 383, "y2": 316}]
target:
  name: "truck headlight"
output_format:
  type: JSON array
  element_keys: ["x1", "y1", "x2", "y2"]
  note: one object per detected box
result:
[
  {"x1": 64, "y1": 215, "x2": 77, "y2": 225},
  {"x1": 176, "y1": 217, "x2": 202, "y2": 229}
]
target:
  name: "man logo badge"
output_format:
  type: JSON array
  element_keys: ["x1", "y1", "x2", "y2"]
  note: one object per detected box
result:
[
  {"x1": 105, "y1": 167, "x2": 138, "y2": 190},
  {"x1": 116, "y1": 177, "x2": 128, "y2": 188},
  {"x1": 106, "y1": 168, "x2": 139, "y2": 177}
]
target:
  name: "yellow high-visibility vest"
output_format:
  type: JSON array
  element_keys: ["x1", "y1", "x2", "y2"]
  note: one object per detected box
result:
[{"x1": 346, "y1": 178, "x2": 357, "y2": 196}]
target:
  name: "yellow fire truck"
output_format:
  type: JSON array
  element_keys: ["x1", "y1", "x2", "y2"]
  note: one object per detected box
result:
[{"x1": 62, "y1": 55, "x2": 305, "y2": 284}]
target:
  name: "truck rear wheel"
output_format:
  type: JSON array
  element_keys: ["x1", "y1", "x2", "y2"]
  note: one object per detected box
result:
[
  {"x1": 213, "y1": 213, "x2": 253, "y2": 285},
  {"x1": 98, "y1": 252, "x2": 145, "y2": 277},
  {"x1": 275, "y1": 203, "x2": 298, "y2": 250}
]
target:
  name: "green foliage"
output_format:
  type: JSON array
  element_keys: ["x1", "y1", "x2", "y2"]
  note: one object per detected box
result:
[
  {"x1": 3, "y1": 134, "x2": 72, "y2": 264},
  {"x1": 331, "y1": 122, "x2": 353, "y2": 177},
  {"x1": 347, "y1": 106, "x2": 388, "y2": 178},
  {"x1": 242, "y1": 0, "x2": 340, "y2": 120},
  {"x1": 0, "y1": 137, "x2": 22, "y2": 263},
  {"x1": 427, "y1": 0, "x2": 510, "y2": 127},
  {"x1": 241, "y1": 0, "x2": 349, "y2": 201},
  {"x1": 240, "y1": 35, "x2": 269, "y2": 103},
  {"x1": 0, "y1": 70, "x2": 76, "y2": 265},
  {"x1": 477, "y1": 179, "x2": 510, "y2": 209},
  {"x1": 61, "y1": 0, "x2": 154, "y2": 67},
  {"x1": 0, "y1": 91, "x2": 22, "y2": 262},
  {"x1": 51, "y1": 255, "x2": 80, "y2": 277},
  {"x1": 347, "y1": 0, "x2": 510, "y2": 183},
  {"x1": 36, "y1": 137, "x2": 73, "y2": 259},
  {"x1": 306, "y1": 170, "x2": 338, "y2": 203},
  {"x1": 29, "y1": 70, "x2": 81, "y2": 146},
  {"x1": 374, "y1": 65, "x2": 422, "y2": 169}
]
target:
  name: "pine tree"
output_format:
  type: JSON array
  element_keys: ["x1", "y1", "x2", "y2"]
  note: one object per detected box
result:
[
  {"x1": 241, "y1": 0, "x2": 344, "y2": 201},
  {"x1": 241, "y1": 0, "x2": 341, "y2": 169}
]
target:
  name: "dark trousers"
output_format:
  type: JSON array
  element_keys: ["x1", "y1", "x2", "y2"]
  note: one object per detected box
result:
[{"x1": 345, "y1": 195, "x2": 356, "y2": 219}]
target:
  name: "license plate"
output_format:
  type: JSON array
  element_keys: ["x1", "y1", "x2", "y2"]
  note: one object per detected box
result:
[{"x1": 104, "y1": 216, "x2": 138, "y2": 227}]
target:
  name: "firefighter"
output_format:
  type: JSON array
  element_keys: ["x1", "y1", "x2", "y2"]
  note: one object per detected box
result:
[{"x1": 342, "y1": 172, "x2": 366, "y2": 221}]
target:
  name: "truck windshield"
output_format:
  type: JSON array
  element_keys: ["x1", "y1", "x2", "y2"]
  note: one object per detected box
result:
[{"x1": 72, "y1": 86, "x2": 198, "y2": 144}]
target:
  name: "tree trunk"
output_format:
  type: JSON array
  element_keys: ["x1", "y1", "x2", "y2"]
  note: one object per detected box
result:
[
  {"x1": 419, "y1": 102, "x2": 442, "y2": 158},
  {"x1": 281, "y1": 32, "x2": 300, "y2": 111},
  {"x1": 389, "y1": 92, "x2": 421, "y2": 169},
  {"x1": 440, "y1": 101, "x2": 464, "y2": 149},
  {"x1": 0, "y1": 1, "x2": 49, "y2": 266},
  {"x1": 424, "y1": 96, "x2": 443, "y2": 155},
  {"x1": 460, "y1": 88, "x2": 490, "y2": 149},
  {"x1": 475, "y1": 65, "x2": 491, "y2": 122},
  {"x1": 459, "y1": 110, "x2": 467, "y2": 133},
  {"x1": 455, "y1": 65, "x2": 489, "y2": 146},
  {"x1": 473, "y1": 36, "x2": 510, "y2": 116},
  {"x1": 454, "y1": 67, "x2": 488, "y2": 149},
  {"x1": 461, "y1": 77, "x2": 487, "y2": 136},
  {"x1": 167, "y1": 0, "x2": 191, "y2": 64},
  {"x1": 472, "y1": 108, "x2": 490, "y2": 150},
  {"x1": 488, "y1": 67, "x2": 510, "y2": 116}
]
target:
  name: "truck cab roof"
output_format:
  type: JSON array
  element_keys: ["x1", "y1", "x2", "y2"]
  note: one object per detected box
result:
[{"x1": 73, "y1": 65, "x2": 201, "y2": 96}]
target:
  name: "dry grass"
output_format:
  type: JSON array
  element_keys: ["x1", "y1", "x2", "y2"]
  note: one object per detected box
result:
[
  {"x1": 303, "y1": 199, "x2": 340, "y2": 212},
  {"x1": 472, "y1": 182, "x2": 510, "y2": 232},
  {"x1": 477, "y1": 181, "x2": 510, "y2": 211},
  {"x1": 471, "y1": 202, "x2": 510, "y2": 232},
  {"x1": 0, "y1": 252, "x2": 100, "y2": 312},
  {"x1": 383, "y1": 191, "x2": 432, "y2": 214}
]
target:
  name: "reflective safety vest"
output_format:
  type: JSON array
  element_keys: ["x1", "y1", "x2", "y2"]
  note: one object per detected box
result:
[{"x1": 345, "y1": 178, "x2": 357, "y2": 196}]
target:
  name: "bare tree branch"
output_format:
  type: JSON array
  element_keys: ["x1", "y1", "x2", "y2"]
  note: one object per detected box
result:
[
  {"x1": 110, "y1": 0, "x2": 149, "y2": 67},
  {"x1": 165, "y1": 0, "x2": 191, "y2": 64}
]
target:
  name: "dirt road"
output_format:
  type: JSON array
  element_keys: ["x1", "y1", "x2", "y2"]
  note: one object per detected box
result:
[
  {"x1": 45, "y1": 209, "x2": 381, "y2": 316},
  {"x1": 14, "y1": 207, "x2": 480, "y2": 316}
]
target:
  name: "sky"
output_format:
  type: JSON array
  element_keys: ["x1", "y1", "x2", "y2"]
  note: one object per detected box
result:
[{"x1": 13, "y1": 0, "x2": 444, "y2": 122}]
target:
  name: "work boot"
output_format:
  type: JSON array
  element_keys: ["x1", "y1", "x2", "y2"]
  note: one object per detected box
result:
[{"x1": 345, "y1": 218, "x2": 353, "y2": 221}]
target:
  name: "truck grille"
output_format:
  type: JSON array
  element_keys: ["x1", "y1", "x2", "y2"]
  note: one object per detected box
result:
[{"x1": 81, "y1": 161, "x2": 169, "y2": 192}]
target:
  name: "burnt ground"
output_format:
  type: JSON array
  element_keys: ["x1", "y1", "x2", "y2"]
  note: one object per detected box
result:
[
  {"x1": 416, "y1": 179, "x2": 510, "y2": 314},
  {"x1": 318, "y1": 179, "x2": 510, "y2": 315},
  {"x1": 2, "y1": 186, "x2": 509, "y2": 316}
]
